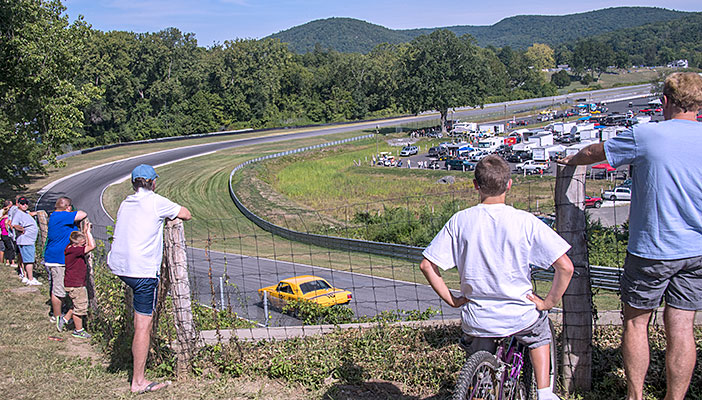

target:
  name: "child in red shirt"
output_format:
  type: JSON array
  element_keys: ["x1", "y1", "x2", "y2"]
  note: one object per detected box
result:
[{"x1": 62, "y1": 222, "x2": 95, "y2": 339}]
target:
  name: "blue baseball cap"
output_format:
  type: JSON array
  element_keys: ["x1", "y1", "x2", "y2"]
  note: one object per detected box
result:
[{"x1": 131, "y1": 164, "x2": 159, "y2": 181}]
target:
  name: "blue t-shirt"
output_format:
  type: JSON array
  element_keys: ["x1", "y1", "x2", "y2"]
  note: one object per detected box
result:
[
  {"x1": 604, "y1": 119, "x2": 702, "y2": 260},
  {"x1": 44, "y1": 211, "x2": 78, "y2": 264}
]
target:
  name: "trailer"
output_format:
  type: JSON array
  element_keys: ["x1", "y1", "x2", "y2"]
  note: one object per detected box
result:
[
  {"x1": 527, "y1": 132, "x2": 554, "y2": 147},
  {"x1": 452, "y1": 122, "x2": 477, "y2": 134},
  {"x1": 478, "y1": 123, "x2": 505, "y2": 136},
  {"x1": 477, "y1": 137, "x2": 504, "y2": 153}
]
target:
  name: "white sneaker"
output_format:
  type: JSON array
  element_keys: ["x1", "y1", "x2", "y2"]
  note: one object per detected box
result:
[
  {"x1": 27, "y1": 278, "x2": 42, "y2": 286},
  {"x1": 21, "y1": 277, "x2": 29, "y2": 284}
]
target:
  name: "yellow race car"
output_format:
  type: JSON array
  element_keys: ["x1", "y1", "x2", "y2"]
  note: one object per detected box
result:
[{"x1": 258, "y1": 275, "x2": 353, "y2": 308}]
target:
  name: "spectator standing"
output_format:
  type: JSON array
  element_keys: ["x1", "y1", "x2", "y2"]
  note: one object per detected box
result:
[
  {"x1": 560, "y1": 72, "x2": 702, "y2": 400},
  {"x1": 0, "y1": 200, "x2": 12, "y2": 266},
  {"x1": 107, "y1": 164, "x2": 191, "y2": 394},
  {"x1": 12, "y1": 197, "x2": 41, "y2": 285},
  {"x1": 63, "y1": 224, "x2": 95, "y2": 339},
  {"x1": 45, "y1": 197, "x2": 87, "y2": 326},
  {"x1": 5, "y1": 198, "x2": 19, "y2": 272}
]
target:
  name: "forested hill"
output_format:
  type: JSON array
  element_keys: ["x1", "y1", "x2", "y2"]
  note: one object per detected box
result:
[
  {"x1": 268, "y1": 7, "x2": 691, "y2": 53},
  {"x1": 574, "y1": 12, "x2": 702, "y2": 67}
]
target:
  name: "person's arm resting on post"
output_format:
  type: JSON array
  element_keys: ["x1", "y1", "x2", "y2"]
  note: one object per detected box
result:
[
  {"x1": 558, "y1": 142, "x2": 606, "y2": 166},
  {"x1": 176, "y1": 206, "x2": 191, "y2": 221},
  {"x1": 527, "y1": 253, "x2": 574, "y2": 310},
  {"x1": 419, "y1": 258, "x2": 468, "y2": 308}
]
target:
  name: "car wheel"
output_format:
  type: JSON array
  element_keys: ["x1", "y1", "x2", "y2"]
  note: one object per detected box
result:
[
  {"x1": 595, "y1": 201, "x2": 602, "y2": 208},
  {"x1": 609, "y1": 195, "x2": 616, "y2": 201}
]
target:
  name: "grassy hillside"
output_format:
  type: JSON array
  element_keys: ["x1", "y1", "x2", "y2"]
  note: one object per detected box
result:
[{"x1": 268, "y1": 7, "x2": 691, "y2": 53}]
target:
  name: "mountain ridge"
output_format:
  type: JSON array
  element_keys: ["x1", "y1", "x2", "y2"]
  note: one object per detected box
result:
[{"x1": 267, "y1": 7, "x2": 695, "y2": 53}]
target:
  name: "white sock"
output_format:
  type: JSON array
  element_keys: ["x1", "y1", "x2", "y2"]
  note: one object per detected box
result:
[{"x1": 537, "y1": 387, "x2": 558, "y2": 400}]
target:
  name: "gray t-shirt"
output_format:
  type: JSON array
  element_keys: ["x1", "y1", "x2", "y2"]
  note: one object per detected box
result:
[
  {"x1": 604, "y1": 119, "x2": 702, "y2": 260},
  {"x1": 423, "y1": 204, "x2": 570, "y2": 337},
  {"x1": 12, "y1": 210, "x2": 38, "y2": 245}
]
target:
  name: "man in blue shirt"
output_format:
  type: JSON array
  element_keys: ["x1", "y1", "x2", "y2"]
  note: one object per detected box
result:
[
  {"x1": 44, "y1": 197, "x2": 87, "y2": 328},
  {"x1": 560, "y1": 72, "x2": 702, "y2": 400}
]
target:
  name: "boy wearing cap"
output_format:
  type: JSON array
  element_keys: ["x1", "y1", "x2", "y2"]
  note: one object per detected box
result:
[
  {"x1": 12, "y1": 197, "x2": 41, "y2": 285},
  {"x1": 108, "y1": 164, "x2": 191, "y2": 393}
]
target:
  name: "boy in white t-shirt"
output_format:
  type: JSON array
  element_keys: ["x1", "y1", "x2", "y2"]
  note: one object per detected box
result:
[{"x1": 420, "y1": 155, "x2": 574, "y2": 400}]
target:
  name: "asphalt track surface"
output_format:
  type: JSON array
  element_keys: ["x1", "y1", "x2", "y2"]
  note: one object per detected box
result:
[{"x1": 37, "y1": 85, "x2": 652, "y2": 327}]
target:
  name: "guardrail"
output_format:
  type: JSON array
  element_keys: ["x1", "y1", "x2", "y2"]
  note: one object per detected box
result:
[
  {"x1": 532, "y1": 265, "x2": 622, "y2": 291},
  {"x1": 227, "y1": 134, "x2": 427, "y2": 262},
  {"x1": 228, "y1": 136, "x2": 625, "y2": 292}
]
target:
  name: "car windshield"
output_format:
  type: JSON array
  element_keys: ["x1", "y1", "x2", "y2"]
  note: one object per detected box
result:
[{"x1": 299, "y1": 279, "x2": 332, "y2": 294}]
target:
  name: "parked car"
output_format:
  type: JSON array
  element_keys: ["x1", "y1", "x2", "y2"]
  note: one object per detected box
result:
[
  {"x1": 400, "y1": 146, "x2": 419, "y2": 156},
  {"x1": 585, "y1": 195, "x2": 603, "y2": 208},
  {"x1": 469, "y1": 150, "x2": 490, "y2": 161},
  {"x1": 620, "y1": 178, "x2": 632, "y2": 188},
  {"x1": 515, "y1": 160, "x2": 549, "y2": 174},
  {"x1": 258, "y1": 275, "x2": 352, "y2": 309},
  {"x1": 507, "y1": 151, "x2": 531, "y2": 163},
  {"x1": 428, "y1": 146, "x2": 448, "y2": 157},
  {"x1": 445, "y1": 158, "x2": 476, "y2": 171},
  {"x1": 603, "y1": 187, "x2": 631, "y2": 201}
]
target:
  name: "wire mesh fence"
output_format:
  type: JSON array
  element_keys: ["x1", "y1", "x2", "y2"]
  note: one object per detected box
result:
[{"x1": 44, "y1": 159, "x2": 635, "y2": 391}]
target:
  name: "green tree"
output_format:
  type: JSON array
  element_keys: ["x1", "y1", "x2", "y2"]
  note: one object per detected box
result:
[
  {"x1": 397, "y1": 30, "x2": 491, "y2": 132},
  {"x1": 551, "y1": 69, "x2": 571, "y2": 88},
  {"x1": 524, "y1": 43, "x2": 555, "y2": 70},
  {"x1": 0, "y1": 0, "x2": 99, "y2": 188}
]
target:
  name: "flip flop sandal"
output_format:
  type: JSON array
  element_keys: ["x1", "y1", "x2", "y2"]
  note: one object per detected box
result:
[{"x1": 138, "y1": 380, "x2": 171, "y2": 394}]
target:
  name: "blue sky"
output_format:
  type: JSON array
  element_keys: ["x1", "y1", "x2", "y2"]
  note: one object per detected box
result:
[{"x1": 63, "y1": 0, "x2": 702, "y2": 47}]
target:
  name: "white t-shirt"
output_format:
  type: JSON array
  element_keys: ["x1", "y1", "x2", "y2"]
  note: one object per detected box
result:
[
  {"x1": 423, "y1": 203, "x2": 570, "y2": 337},
  {"x1": 107, "y1": 189, "x2": 182, "y2": 278}
]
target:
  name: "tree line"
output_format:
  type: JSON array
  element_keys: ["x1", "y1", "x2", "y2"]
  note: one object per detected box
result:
[{"x1": 2, "y1": 1, "x2": 699, "y2": 189}]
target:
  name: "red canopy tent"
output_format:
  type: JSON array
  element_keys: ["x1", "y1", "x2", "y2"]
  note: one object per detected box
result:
[
  {"x1": 591, "y1": 163, "x2": 616, "y2": 171},
  {"x1": 590, "y1": 163, "x2": 616, "y2": 180}
]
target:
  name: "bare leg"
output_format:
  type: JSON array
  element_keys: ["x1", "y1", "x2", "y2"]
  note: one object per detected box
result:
[
  {"x1": 529, "y1": 344, "x2": 551, "y2": 389},
  {"x1": 663, "y1": 306, "x2": 696, "y2": 400},
  {"x1": 72, "y1": 314, "x2": 83, "y2": 331},
  {"x1": 130, "y1": 312, "x2": 167, "y2": 393},
  {"x1": 51, "y1": 294, "x2": 63, "y2": 318},
  {"x1": 622, "y1": 304, "x2": 653, "y2": 400},
  {"x1": 64, "y1": 309, "x2": 73, "y2": 322},
  {"x1": 25, "y1": 263, "x2": 33, "y2": 281}
]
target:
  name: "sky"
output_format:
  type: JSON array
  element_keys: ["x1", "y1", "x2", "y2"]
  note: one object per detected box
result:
[{"x1": 63, "y1": 0, "x2": 702, "y2": 47}]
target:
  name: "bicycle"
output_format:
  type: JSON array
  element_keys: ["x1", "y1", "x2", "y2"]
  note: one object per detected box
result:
[{"x1": 452, "y1": 319, "x2": 557, "y2": 400}]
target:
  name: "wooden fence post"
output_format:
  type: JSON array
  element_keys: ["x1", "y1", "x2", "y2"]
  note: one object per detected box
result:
[
  {"x1": 36, "y1": 210, "x2": 48, "y2": 262},
  {"x1": 162, "y1": 219, "x2": 196, "y2": 378},
  {"x1": 555, "y1": 164, "x2": 592, "y2": 392}
]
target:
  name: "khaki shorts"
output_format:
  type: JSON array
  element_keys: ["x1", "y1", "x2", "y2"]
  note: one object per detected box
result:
[
  {"x1": 47, "y1": 264, "x2": 66, "y2": 297},
  {"x1": 66, "y1": 287, "x2": 88, "y2": 316}
]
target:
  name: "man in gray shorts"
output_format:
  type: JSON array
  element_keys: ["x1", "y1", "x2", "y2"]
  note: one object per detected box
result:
[{"x1": 560, "y1": 72, "x2": 702, "y2": 400}]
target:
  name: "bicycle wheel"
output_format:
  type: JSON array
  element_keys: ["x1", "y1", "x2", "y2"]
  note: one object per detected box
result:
[{"x1": 452, "y1": 350, "x2": 500, "y2": 400}]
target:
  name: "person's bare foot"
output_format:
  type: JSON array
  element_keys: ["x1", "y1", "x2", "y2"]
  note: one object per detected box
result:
[{"x1": 132, "y1": 380, "x2": 171, "y2": 394}]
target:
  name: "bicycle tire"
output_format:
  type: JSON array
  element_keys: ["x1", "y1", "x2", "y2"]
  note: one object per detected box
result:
[{"x1": 453, "y1": 351, "x2": 500, "y2": 400}]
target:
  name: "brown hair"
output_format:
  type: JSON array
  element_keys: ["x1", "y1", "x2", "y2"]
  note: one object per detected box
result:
[
  {"x1": 132, "y1": 177, "x2": 154, "y2": 191},
  {"x1": 663, "y1": 72, "x2": 702, "y2": 113},
  {"x1": 69, "y1": 231, "x2": 86, "y2": 245},
  {"x1": 475, "y1": 155, "x2": 511, "y2": 197},
  {"x1": 55, "y1": 197, "x2": 72, "y2": 210}
]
